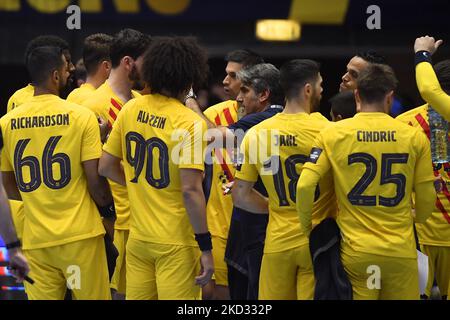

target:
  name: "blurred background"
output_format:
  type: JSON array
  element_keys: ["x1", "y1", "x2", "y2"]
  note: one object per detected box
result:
[{"x1": 0, "y1": 0, "x2": 450, "y2": 299}]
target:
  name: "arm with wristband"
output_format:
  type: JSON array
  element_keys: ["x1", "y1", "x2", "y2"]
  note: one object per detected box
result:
[
  {"x1": 180, "y1": 168, "x2": 214, "y2": 287},
  {"x1": 414, "y1": 36, "x2": 450, "y2": 121}
]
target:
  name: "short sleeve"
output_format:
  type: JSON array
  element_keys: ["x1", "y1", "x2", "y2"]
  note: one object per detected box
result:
[
  {"x1": 178, "y1": 118, "x2": 206, "y2": 171},
  {"x1": 80, "y1": 113, "x2": 103, "y2": 162},
  {"x1": 302, "y1": 133, "x2": 331, "y2": 178},
  {"x1": 0, "y1": 120, "x2": 13, "y2": 171},
  {"x1": 413, "y1": 131, "x2": 435, "y2": 185},
  {"x1": 234, "y1": 129, "x2": 259, "y2": 182},
  {"x1": 103, "y1": 111, "x2": 124, "y2": 159}
]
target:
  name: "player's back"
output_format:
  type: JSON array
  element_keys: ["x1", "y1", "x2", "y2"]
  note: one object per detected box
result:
[
  {"x1": 0, "y1": 94, "x2": 104, "y2": 250},
  {"x1": 66, "y1": 83, "x2": 95, "y2": 105},
  {"x1": 240, "y1": 112, "x2": 336, "y2": 253},
  {"x1": 106, "y1": 93, "x2": 206, "y2": 247},
  {"x1": 318, "y1": 112, "x2": 433, "y2": 258}
]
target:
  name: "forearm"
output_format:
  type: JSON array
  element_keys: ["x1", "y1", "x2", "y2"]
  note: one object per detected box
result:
[
  {"x1": 183, "y1": 188, "x2": 209, "y2": 234},
  {"x1": 414, "y1": 181, "x2": 436, "y2": 223},
  {"x1": 1, "y1": 172, "x2": 21, "y2": 201},
  {"x1": 185, "y1": 98, "x2": 216, "y2": 129},
  {"x1": 416, "y1": 59, "x2": 450, "y2": 121},
  {"x1": 232, "y1": 180, "x2": 268, "y2": 214},
  {"x1": 0, "y1": 185, "x2": 19, "y2": 243},
  {"x1": 296, "y1": 169, "x2": 321, "y2": 235},
  {"x1": 98, "y1": 153, "x2": 126, "y2": 186}
]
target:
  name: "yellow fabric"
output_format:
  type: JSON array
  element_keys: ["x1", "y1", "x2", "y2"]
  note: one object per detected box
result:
[
  {"x1": 416, "y1": 61, "x2": 450, "y2": 122},
  {"x1": 111, "y1": 229, "x2": 130, "y2": 294},
  {"x1": 203, "y1": 100, "x2": 238, "y2": 238},
  {"x1": 6, "y1": 84, "x2": 34, "y2": 113},
  {"x1": 0, "y1": 94, "x2": 105, "y2": 250},
  {"x1": 211, "y1": 235, "x2": 228, "y2": 286},
  {"x1": 235, "y1": 112, "x2": 337, "y2": 253},
  {"x1": 8, "y1": 200, "x2": 24, "y2": 240},
  {"x1": 301, "y1": 112, "x2": 435, "y2": 259},
  {"x1": 420, "y1": 244, "x2": 450, "y2": 298},
  {"x1": 259, "y1": 244, "x2": 314, "y2": 300},
  {"x1": 103, "y1": 94, "x2": 207, "y2": 246},
  {"x1": 396, "y1": 105, "x2": 450, "y2": 246},
  {"x1": 341, "y1": 244, "x2": 419, "y2": 300},
  {"x1": 66, "y1": 83, "x2": 96, "y2": 105},
  {"x1": 82, "y1": 81, "x2": 141, "y2": 230},
  {"x1": 125, "y1": 238, "x2": 201, "y2": 300},
  {"x1": 24, "y1": 236, "x2": 111, "y2": 300}
]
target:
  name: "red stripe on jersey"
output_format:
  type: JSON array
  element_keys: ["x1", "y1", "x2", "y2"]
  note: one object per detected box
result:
[
  {"x1": 110, "y1": 98, "x2": 122, "y2": 111},
  {"x1": 435, "y1": 198, "x2": 450, "y2": 224},
  {"x1": 214, "y1": 149, "x2": 234, "y2": 182},
  {"x1": 109, "y1": 109, "x2": 117, "y2": 121},
  {"x1": 223, "y1": 108, "x2": 235, "y2": 126},
  {"x1": 214, "y1": 115, "x2": 221, "y2": 126},
  {"x1": 415, "y1": 113, "x2": 430, "y2": 139}
]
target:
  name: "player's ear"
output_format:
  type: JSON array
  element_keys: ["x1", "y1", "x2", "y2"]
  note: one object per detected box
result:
[
  {"x1": 52, "y1": 70, "x2": 59, "y2": 83},
  {"x1": 354, "y1": 89, "x2": 362, "y2": 112},
  {"x1": 385, "y1": 90, "x2": 395, "y2": 113}
]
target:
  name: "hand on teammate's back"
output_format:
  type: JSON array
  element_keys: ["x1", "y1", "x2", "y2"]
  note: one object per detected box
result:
[
  {"x1": 414, "y1": 36, "x2": 443, "y2": 54},
  {"x1": 7, "y1": 249, "x2": 30, "y2": 283},
  {"x1": 195, "y1": 251, "x2": 214, "y2": 287}
]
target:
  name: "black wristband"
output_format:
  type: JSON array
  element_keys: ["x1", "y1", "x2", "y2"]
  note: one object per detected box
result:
[
  {"x1": 5, "y1": 240, "x2": 21, "y2": 250},
  {"x1": 415, "y1": 50, "x2": 432, "y2": 66},
  {"x1": 98, "y1": 202, "x2": 116, "y2": 219},
  {"x1": 195, "y1": 232, "x2": 212, "y2": 252}
]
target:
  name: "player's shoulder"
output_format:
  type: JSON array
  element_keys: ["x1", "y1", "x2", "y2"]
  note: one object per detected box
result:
[
  {"x1": 395, "y1": 104, "x2": 427, "y2": 123},
  {"x1": 205, "y1": 100, "x2": 237, "y2": 114}
]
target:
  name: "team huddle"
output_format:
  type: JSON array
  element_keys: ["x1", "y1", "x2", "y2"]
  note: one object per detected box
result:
[{"x1": 0, "y1": 28, "x2": 449, "y2": 300}]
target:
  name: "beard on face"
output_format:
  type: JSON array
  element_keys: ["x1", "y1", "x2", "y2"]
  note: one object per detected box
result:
[
  {"x1": 129, "y1": 64, "x2": 145, "y2": 91},
  {"x1": 58, "y1": 73, "x2": 75, "y2": 99},
  {"x1": 310, "y1": 88, "x2": 322, "y2": 113}
]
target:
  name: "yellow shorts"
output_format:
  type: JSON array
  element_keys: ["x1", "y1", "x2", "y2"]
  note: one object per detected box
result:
[
  {"x1": 420, "y1": 244, "x2": 450, "y2": 298},
  {"x1": 9, "y1": 200, "x2": 24, "y2": 240},
  {"x1": 24, "y1": 236, "x2": 111, "y2": 300},
  {"x1": 211, "y1": 235, "x2": 228, "y2": 287},
  {"x1": 111, "y1": 229, "x2": 129, "y2": 294},
  {"x1": 126, "y1": 238, "x2": 201, "y2": 300},
  {"x1": 341, "y1": 245, "x2": 419, "y2": 300},
  {"x1": 259, "y1": 245, "x2": 314, "y2": 300}
]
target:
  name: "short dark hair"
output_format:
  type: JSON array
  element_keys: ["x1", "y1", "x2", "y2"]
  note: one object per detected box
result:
[
  {"x1": 225, "y1": 49, "x2": 264, "y2": 69},
  {"x1": 357, "y1": 64, "x2": 398, "y2": 104},
  {"x1": 83, "y1": 33, "x2": 113, "y2": 74},
  {"x1": 110, "y1": 29, "x2": 152, "y2": 68},
  {"x1": 280, "y1": 59, "x2": 321, "y2": 100},
  {"x1": 24, "y1": 35, "x2": 69, "y2": 63},
  {"x1": 434, "y1": 60, "x2": 450, "y2": 94},
  {"x1": 27, "y1": 46, "x2": 65, "y2": 86},
  {"x1": 330, "y1": 91, "x2": 357, "y2": 119},
  {"x1": 238, "y1": 63, "x2": 284, "y2": 105},
  {"x1": 356, "y1": 50, "x2": 387, "y2": 65},
  {"x1": 142, "y1": 36, "x2": 209, "y2": 98}
]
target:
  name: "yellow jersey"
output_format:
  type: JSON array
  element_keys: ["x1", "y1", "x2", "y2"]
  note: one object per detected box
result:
[
  {"x1": 302, "y1": 112, "x2": 435, "y2": 258},
  {"x1": 83, "y1": 81, "x2": 141, "y2": 230},
  {"x1": 0, "y1": 94, "x2": 105, "y2": 250},
  {"x1": 6, "y1": 84, "x2": 34, "y2": 113},
  {"x1": 203, "y1": 100, "x2": 238, "y2": 239},
  {"x1": 235, "y1": 112, "x2": 337, "y2": 253},
  {"x1": 103, "y1": 94, "x2": 207, "y2": 246},
  {"x1": 397, "y1": 105, "x2": 450, "y2": 246},
  {"x1": 66, "y1": 83, "x2": 96, "y2": 105}
]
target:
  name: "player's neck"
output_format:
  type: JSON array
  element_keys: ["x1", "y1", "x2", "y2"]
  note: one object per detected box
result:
[
  {"x1": 283, "y1": 100, "x2": 309, "y2": 114},
  {"x1": 360, "y1": 103, "x2": 386, "y2": 113},
  {"x1": 34, "y1": 85, "x2": 59, "y2": 97},
  {"x1": 108, "y1": 69, "x2": 133, "y2": 102},
  {"x1": 86, "y1": 73, "x2": 106, "y2": 89}
]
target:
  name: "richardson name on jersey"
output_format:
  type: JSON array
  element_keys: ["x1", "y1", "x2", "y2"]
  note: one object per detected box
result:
[
  {"x1": 357, "y1": 130, "x2": 397, "y2": 142},
  {"x1": 10, "y1": 114, "x2": 69, "y2": 130},
  {"x1": 137, "y1": 110, "x2": 167, "y2": 129}
]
